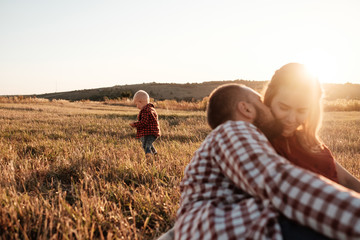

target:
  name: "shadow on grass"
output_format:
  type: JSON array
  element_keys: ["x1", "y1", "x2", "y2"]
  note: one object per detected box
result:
[
  {"x1": 18, "y1": 161, "x2": 85, "y2": 205},
  {"x1": 103, "y1": 164, "x2": 173, "y2": 188}
]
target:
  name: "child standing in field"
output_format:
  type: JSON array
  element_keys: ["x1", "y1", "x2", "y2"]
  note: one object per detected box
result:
[{"x1": 130, "y1": 90, "x2": 161, "y2": 160}]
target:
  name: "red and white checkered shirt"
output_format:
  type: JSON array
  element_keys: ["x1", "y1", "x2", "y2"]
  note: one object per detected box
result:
[
  {"x1": 175, "y1": 121, "x2": 360, "y2": 240},
  {"x1": 133, "y1": 103, "x2": 161, "y2": 138}
]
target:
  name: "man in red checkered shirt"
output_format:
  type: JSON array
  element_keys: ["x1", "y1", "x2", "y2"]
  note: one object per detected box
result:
[
  {"x1": 130, "y1": 90, "x2": 161, "y2": 159},
  {"x1": 174, "y1": 84, "x2": 360, "y2": 240}
]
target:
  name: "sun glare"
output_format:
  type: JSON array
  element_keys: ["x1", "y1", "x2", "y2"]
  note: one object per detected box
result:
[
  {"x1": 305, "y1": 61, "x2": 338, "y2": 84},
  {"x1": 296, "y1": 51, "x2": 339, "y2": 84}
]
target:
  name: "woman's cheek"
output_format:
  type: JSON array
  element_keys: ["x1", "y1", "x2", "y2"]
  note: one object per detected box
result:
[
  {"x1": 297, "y1": 114, "x2": 308, "y2": 125},
  {"x1": 274, "y1": 109, "x2": 287, "y2": 120}
]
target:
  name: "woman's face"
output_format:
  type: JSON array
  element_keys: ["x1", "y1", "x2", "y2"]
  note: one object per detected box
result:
[{"x1": 270, "y1": 86, "x2": 310, "y2": 137}]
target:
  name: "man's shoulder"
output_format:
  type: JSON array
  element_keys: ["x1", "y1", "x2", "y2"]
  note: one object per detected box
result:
[
  {"x1": 212, "y1": 120, "x2": 258, "y2": 135},
  {"x1": 202, "y1": 121, "x2": 258, "y2": 145}
]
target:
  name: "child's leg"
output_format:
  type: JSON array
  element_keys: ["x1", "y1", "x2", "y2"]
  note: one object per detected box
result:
[
  {"x1": 143, "y1": 135, "x2": 158, "y2": 155},
  {"x1": 140, "y1": 137, "x2": 149, "y2": 154},
  {"x1": 141, "y1": 135, "x2": 157, "y2": 154},
  {"x1": 148, "y1": 135, "x2": 158, "y2": 155}
]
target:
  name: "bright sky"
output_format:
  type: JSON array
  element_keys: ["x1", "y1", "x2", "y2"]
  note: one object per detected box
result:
[{"x1": 1, "y1": 0, "x2": 360, "y2": 95}]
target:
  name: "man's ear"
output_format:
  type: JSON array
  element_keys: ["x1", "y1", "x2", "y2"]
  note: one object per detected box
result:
[{"x1": 236, "y1": 101, "x2": 256, "y2": 120}]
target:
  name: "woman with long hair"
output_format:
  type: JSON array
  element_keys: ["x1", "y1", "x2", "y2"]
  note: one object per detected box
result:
[{"x1": 264, "y1": 62, "x2": 360, "y2": 192}]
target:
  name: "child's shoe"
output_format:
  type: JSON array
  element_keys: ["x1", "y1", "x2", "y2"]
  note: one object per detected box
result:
[{"x1": 150, "y1": 146, "x2": 157, "y2": 155}]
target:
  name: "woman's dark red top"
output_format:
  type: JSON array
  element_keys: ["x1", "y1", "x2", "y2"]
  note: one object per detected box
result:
[{"x1": 271, "y1": 134, "x2": 338, "y2": 183}]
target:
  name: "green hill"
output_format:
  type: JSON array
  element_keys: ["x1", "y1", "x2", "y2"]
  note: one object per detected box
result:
[{"x1": 35, "y1": 80, "x2": 360, "y2": 101}]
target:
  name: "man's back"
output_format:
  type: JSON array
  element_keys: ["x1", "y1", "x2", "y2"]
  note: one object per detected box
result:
[
  {"x1": 175, "y1": 120, "x2": 360, "y2": 240},
  {"x1": 176, "y1": 121, "x2": 283, "y2": 239}
]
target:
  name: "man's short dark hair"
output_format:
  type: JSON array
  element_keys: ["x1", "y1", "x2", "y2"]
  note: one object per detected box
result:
[{"x1": 207, "y1": 84, "x2": 250, "y2": 129}]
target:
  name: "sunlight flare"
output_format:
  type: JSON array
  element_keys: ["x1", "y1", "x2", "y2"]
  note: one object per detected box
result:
[{"x1": 297, "y1": 51, "x2": 339, "y2": 84}]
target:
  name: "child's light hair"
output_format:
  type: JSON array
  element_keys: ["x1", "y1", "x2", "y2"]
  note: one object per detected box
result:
[
  {"x1": 263, "y1": 63, "x2": 324, "y2": 152},
  {"x1": 133, "y1": 90, "x2": 150, "y2": 103}
]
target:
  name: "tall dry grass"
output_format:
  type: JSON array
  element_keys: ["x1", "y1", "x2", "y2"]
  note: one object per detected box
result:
[
  {"x1": 320, "y1": 111, "x2": 360, "y2": 178},
  {"x1": 105, "y1": 97, "x2": 360, "y2": 112},
  {"x1": 0, "y1": 96, "x2": 50, "y2": 104},
  {"x1": 0, "y1": 101, "x2": 359, "y2": 239},
  {"x1": 0, "y1": 101, "x2": 208, "y2": 239},
  {"x1": 323, "y1": 99, "x2": 360, "y2": 111},
  {"x1": 1, "y1": 96, "x2": 359, "y2": 111},
  {"x1": 104, "y1": 97, "x2": 209, "y2": 111}
]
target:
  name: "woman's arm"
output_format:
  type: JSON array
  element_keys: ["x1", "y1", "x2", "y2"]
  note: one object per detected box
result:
[{"x1": 335, "y1": 161, "x2": 360, "y2": 193}]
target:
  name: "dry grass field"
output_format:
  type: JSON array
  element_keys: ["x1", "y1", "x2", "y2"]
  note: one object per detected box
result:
[{"x1": 0, "y1": 101, "x2": 359, "y2": 239}]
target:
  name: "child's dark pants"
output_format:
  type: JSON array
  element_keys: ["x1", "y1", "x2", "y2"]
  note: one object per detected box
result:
[{"x1": 140, "y1": 135, "x2": 157, "y2": 154}]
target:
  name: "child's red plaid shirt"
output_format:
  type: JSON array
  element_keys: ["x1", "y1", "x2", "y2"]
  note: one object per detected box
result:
[
  {"x1": 133, "y1": 103, "x2": 160, "y2": 138},
  {"x1": 175, "y1": 121, "x2": 360, "y2": 240}
]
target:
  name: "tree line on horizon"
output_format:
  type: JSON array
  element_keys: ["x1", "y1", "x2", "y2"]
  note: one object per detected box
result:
[{"x1": 4, "y1": 80, "x2": 360, "y2": 102}]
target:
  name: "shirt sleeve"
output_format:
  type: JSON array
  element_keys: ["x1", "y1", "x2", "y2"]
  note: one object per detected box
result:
[
  {"x1": 213, "y1": 121, "x2": 360, "y2": 239},
  {"x1": 133, "y1": 109, "x2": 150, "y2": 129}
]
